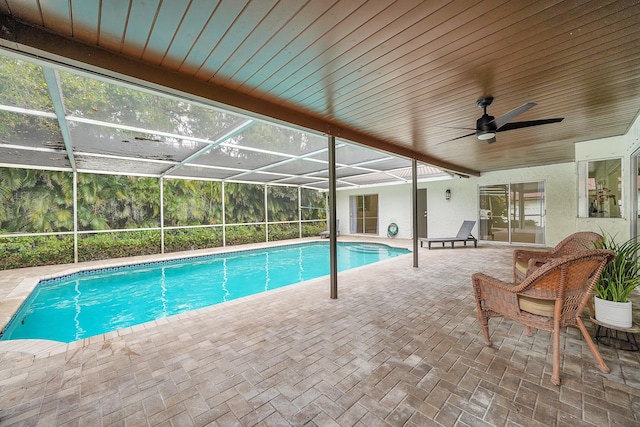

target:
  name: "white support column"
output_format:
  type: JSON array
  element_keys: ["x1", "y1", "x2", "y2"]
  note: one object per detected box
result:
[
  {"x1": 298, "y1": 186, "x2": 302, "y2": 238},
  {"x1": 222, "y1": 182, "x2": 226, "y2": 247},
  {"x1": 73, "y1": 170, "x2": 78, "y2": 264},
  {"x1": 160, "y1": 177, "x2": 165, "y2": 254},
  {"x1": 265, "y1": 184, "x2": 269, "y2": 242}
]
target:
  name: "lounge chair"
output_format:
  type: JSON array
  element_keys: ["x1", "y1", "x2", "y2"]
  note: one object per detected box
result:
[
  {"x1": 320, "y1": 219, "x2": 339, "y2": 238},
  {"x1": 419, "y1": 220, "x2": 477, "y2": 249}
]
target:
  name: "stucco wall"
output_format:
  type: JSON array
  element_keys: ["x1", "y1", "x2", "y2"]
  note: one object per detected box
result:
[
  {"x1": 335, "y1": 184, "x2": 413, "y2": 239},
  {"x1": 335, "y1": 162, "x2": 577, "y2": 245},
  {"x1": 421, "y1": 163, "x2": 577, "y2": 247},
  {"x1": 419, "y1": 176, "x2": 477, "y2": 240}
]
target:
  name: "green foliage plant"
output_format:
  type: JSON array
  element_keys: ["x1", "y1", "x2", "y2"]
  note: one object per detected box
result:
[
  {"x1": 267, "y1": 223, "x2": 299, "y2": 241},
  {"x1": 595, "y1": 232, "x2": 640, "y2": 302},
  {"x1": 78, "y1": 231, "x2": 161, "y2": 262},
  {"x1": 226, "y1": 225, "x2": 264, "y2": 246},
  {"x1": 0, "y1": 235, "x2": 74, "y2": 269},
  {"x1": 302, "y1": 221, "x2": 327, "y2": 237},
  {"x1": 164, "y1": 227, "x2": 223, "y2": 253}
]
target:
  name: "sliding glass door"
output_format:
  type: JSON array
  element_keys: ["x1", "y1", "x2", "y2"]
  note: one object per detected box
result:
[
  {"x1": 510, "y1": 182, "x2": 545, "y2": 244},
  {"x1": 479, "y1": 184, "x2": 508, "y2": 242},
  {"x1": 479, "y1": 182, "x2": 545, "y2": 244},
  {"x1": 349, "y1": 194, "x2": 378, "y2": 234}
]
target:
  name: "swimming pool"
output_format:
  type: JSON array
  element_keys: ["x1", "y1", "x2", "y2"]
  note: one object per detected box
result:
[{"x1": 1, "y1": 242, "x2": 409, "y2": 343}]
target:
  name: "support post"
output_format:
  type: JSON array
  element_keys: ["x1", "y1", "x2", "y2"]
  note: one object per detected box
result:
[
  {"x1": 73, "y1": 171, "x2": 78, "y2": 264},
  {"x1": 328, "y1": 135, "x2": 338, "y2": 299},
  {"x1": 412, "y1": 160, "x2": 419, "y2": 268},
  {"x1": 298, "y1": 186, "x2": 302, "y2": 238},
  {"x1": 265, "y1": 184, "x2": 269, "y2": 242},
  {"x1": 160, "y1": 177, "x2": 165, "y2": 254},
  {"x1": 222, "y1": 181, "x2": 226, "y2": 247}
]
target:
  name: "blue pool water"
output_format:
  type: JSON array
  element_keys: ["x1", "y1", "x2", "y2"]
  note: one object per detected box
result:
[{"x1": 1, "y1": 242, "x2": 409, "y2": 343}]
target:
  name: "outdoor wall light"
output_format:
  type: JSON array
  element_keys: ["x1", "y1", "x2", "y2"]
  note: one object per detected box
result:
[{"x1": 445, "y1": 189, "x2": 451, "y2": 201}]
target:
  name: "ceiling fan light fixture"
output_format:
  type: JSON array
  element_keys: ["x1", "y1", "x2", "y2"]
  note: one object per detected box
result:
[
  {"x1": 476, "y1": 114, "x2": 497, "y2": 141},
  {"x1": 477, "y1": 129, "x2": 496, "y2": 140}
]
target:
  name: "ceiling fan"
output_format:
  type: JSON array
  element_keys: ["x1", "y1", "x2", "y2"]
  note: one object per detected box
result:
[{"x1": 443, "y1": 96, "x2": 564, "y2": 144}]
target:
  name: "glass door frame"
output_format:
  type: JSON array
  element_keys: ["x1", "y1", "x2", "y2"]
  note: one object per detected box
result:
[
  {"x1": 478, "y1": 181, "x2": 546, "y2": 245},
  {"x1": 349, "y1": 193, "x2": 379, "y2": 235},
  {"x1": 631, "y1": 148, "x2": 640, "y2": 239}
]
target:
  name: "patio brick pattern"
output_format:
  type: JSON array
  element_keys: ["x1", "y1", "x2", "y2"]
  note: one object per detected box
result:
[{"x1": 0, "y1": 241, "x2": 639, "y2": 426}]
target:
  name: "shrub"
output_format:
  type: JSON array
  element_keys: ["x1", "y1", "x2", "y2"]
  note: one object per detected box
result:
[
  {"x1": 78, "y1": 231, "x2": 161, "y2": 262},
  {"x1": 302, "y1": 221, "x2": 327, "y2": 237},
  {"x1": 0, "y1": 235, "x2": 74, "y2": 269},
  {"x1": 226, "y1": 225, "x2": 265, "y2": 245},
  {"x1": 268, "y1": 223, "x2": 299, "y2": 241},
  {"x1": 164, "y1": 227, "x2": 223, "y2": 253}
]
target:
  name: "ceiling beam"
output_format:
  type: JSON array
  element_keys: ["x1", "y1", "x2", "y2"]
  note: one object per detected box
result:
[{"x1": 0, "y1": 14, "x2": 479, "y2": 177}]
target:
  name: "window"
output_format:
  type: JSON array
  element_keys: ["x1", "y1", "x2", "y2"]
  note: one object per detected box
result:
[
  {"x1": 578, "y1": 159, "x2": 622, "y2": 218},
  {"x1": 349, "y1": 194, "x2": 378, "y2": 234},
  {"x1": 479, "y1": 182, "x2": 545, "y2": 244}
]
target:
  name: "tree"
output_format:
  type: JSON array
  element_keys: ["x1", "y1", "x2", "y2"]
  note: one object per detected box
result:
[
  {"x1": 77, "y1": 173, "x2": 160, "y2": 230},
  {"x1": 225, "y1": 183, "x2": 265, "y2": 224},
  {"x1": 0, "y1": 168, "x2": 73, "y2": 233},
  {"x1": 267, "y1": 186, "x2": 298, "y2": 222},
  {"x1": 164, "y1": 178, "x2": 222, "y2": 226}
]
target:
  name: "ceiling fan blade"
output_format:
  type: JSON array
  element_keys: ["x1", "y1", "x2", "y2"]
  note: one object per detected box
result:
[
  {"x1": 437, "y1": 132, "x2": 476, "y2": 145},
  {"x1": 435, "y1": 125, "x2": 477, "y2": 131},
  {"x1": 497, "y1": 118, "x2": 564, "y2": 132},
  {"x1": 493, "y1": 102, "x2": 537, "y2": 129}
]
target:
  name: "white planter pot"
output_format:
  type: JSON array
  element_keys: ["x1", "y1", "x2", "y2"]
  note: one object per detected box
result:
[{"x1": 594, "y1": 296, "x2": 633, "y2": 328}]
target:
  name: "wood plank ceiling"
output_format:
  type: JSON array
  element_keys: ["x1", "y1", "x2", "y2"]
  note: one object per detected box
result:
[{"x1": 1, "y1": 0, "x2": 639, "y2": 176}]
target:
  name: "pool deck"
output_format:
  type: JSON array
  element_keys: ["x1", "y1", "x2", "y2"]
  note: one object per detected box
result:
[{"x1": 0, "y1": 237, "x2": 639, "y2": 426}]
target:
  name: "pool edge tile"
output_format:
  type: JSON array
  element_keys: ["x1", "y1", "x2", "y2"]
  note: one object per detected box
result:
[{"x1": 0, "y1": 339, "x2": 68, "y2": 358}]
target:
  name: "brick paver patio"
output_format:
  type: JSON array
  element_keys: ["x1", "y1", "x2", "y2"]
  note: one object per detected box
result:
[{"x1": 0, "y1": 240, "x2": 639, "y2": 426}]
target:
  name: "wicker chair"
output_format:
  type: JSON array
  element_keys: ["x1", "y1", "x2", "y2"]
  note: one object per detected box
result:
[
  {"x1": 513, "y1": 231, "x2": 603, "y2": 282},
  {"x1": 473, "y1": 249, "x2": 615, "y2": 385}
]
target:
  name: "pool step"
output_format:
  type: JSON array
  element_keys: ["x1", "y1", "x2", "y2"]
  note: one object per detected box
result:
[{"x1": 346, "y1": 245, "x2": 387, "y2": 254}]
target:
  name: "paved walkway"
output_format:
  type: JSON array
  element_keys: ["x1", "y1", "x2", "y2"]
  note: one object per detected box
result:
[{"x1": 0, "y1": 240, "x2": 639, "y2": 426}]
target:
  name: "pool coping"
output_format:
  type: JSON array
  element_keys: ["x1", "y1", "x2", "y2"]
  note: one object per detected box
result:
[{"x1": 0, "y1": 237, "x2": 414, "y2": 356}]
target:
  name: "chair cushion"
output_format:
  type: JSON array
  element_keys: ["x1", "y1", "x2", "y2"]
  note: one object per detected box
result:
[{"x1": 518, "y1": 295, "x2": 555, "y2": 317}]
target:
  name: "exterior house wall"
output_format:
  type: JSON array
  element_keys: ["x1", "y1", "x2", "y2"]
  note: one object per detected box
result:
[
  {"x1": 335, "y1": 114, "x2": 640, "y2": 246},
  {"x1": 335, "y1": 184, "x2": 413, "y2": 239},
  {"x1": 573, "y1": 111, "x2": 640, "y2": 242},
  {"x1": 420, "y1": 163, "x2": 576, "y2": 247},
  {"x1": 335, "y1": 163, "x2": 576, "y2": 245}
]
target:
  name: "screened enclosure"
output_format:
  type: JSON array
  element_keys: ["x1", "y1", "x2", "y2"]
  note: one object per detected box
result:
[{"x1": 0, "y1": 52, "x2": 449, "y2": 269}]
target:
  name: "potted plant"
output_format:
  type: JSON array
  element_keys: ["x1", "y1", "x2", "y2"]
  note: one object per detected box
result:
[{"x1": 594, "y1": 233, "x2": 640, "y2": 328}]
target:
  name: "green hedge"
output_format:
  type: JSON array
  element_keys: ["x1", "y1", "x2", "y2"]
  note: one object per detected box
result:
[
  {"x1": 164, "y1": 227, "x2": 223, "y2": 253},
  {"x1": 78, "y1": 231, "x2": 161, "y2": 262},
  {"x1": 268, "y1": 223, "x2": 299, "y2": 241},
  {"x1": 302, "y1": 221, "x2": 327, "y2": 237},
  {"x1": 0, "y1": 235, "x2": 74, "y2": 269},
  {"x1": 225, "y1": 225, "x2": 265, "y2": 246},
  {"x1": 0, "y1": 221, "x2": 327, "y2": 269}
]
